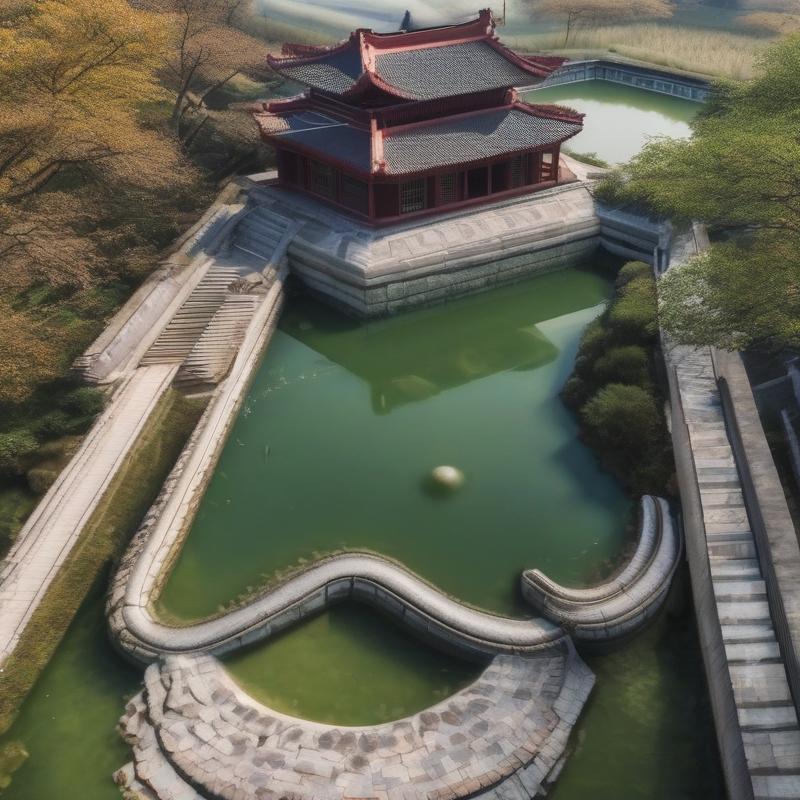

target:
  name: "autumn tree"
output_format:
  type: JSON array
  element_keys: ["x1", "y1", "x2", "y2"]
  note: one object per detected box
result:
[
  {"x1": 131, "y1": 0, "x2": 270, "y2": 143},
  {"x1": 596, "y1": 35, "x2": 800, "y2": 351},
  {"x1": 528, "y1": 0, "x2": 674, "y2": 46}
]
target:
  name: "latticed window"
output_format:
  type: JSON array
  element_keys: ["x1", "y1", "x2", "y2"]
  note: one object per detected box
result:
[
  {"x1": 400, "y1": 178, "x2": 426, "y2": 214},
  {"x1": 439, "y1": 173, "x2": 458, "y2": 204},
  {"x1": 510, "y1": 154, "x2": 529, "y2": 188},
  {"x1": 309, "y1": 161, "x2": 335, "y2": 199},
  {"x1": 340, "y1": 175, "x2": 369, "y2": 215}
]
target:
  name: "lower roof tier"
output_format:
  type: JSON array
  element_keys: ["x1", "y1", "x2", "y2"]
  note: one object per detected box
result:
[{"x1": 253, "y1": 100, "x2": 583, "y2": 178}]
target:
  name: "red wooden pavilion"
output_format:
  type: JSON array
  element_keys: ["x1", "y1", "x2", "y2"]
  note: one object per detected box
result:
[{"x1": 253, "y1": 10, "x2": 582, "y2": 225}]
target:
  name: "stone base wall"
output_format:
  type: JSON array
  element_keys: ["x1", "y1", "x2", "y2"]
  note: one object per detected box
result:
[{"x1": 245, "y1": 180, "x2": 601, "y2": 318}]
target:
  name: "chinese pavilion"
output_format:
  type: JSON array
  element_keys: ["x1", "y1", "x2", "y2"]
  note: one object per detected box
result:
[{"x1": 253, "y1": 9, "x2": 583, "y2": 225}]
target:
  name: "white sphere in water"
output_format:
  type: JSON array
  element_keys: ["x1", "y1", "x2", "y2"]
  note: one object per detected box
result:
[{"x1": 430, "y1": 465, "x2": 465, "y2": 490}]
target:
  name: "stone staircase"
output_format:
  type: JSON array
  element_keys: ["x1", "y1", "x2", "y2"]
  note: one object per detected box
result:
[
  {"x1": 140, "y1": 208, "x2": 295, "y2": 386},
  {"x1": 175, "y1": 293, "x2": 262, "y2": 388},
  {"x1": 675, "y1": 347, "x2": 800, "y2": 800},
  {"x1": 140, "y1": 263, "x2": 246, "y2": 367},
  {"x1": 231, "y1": 206, "x2": 294, "y2": 262}
]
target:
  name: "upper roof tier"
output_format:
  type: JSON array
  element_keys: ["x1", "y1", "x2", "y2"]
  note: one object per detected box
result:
[{"x1": 267, "y1": 9, "x2": 563, "y2": 103}]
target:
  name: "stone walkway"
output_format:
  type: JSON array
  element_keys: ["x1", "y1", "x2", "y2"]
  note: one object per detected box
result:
[
  {"x1": 116, "y1": 650, "x2": 594, "y2": 800},
  {"x1": 0, "y1": 364, "x2": 177, "y2": 665},
  {"x1": 673, "y1": 345, "x2": 800, "y2": 799}
]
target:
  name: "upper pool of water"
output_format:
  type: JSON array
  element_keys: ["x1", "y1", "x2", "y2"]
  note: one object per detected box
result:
[
  {"x1": 526, "y1": 81, "x2": 697, "y2": 163},
  {"x1": 159, "y1": 268, "x2": 631, "y2": 622}
]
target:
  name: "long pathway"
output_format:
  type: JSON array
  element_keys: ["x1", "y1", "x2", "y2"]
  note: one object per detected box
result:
[
  {"x1": 673, "y1": 345, "x2": 800, "y2": 799},
  {"x1": 0, "y1": 364, "x2": 177, "y2": 665}
]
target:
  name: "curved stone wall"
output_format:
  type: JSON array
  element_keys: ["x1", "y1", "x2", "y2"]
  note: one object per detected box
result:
[{"x1": 521, "y1": 496, "x2": 681, "y2": 641}]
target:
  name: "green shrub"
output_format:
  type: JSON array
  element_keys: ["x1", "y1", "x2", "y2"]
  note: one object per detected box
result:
[
  {"x1": 32, "y1": 410, "x2": 76, "y2": 438},
  {"x1": 576, "y1": 318, "x2": 611, "y2": 365},
  {"x1": 581, "y1": 383, "x2": 673, "y2": 494},
  {"x1": 0, "y1": 430, "x2": 39, "y2": 477},
  {"x1": 59, "y1": 386, "x2": 105, "y2": 417},
  {"x1": 607, "y1": 274, "x2": 658, "y2": 342},
  {"x1": 582, "y1": 383, "x2": 662, "y2": 452},
  {"x1": 561, "y1": 375, "x2": 589, "y2": 409},
  {"x1": 593, "y1": 345, "x2": 651, "y2": 387},
  {"x1": 615, "y1": 261, "x2": 651, "y2": 289},
  {"x1": 27, "y1": 466, "x2": 58, "y2": 494}
]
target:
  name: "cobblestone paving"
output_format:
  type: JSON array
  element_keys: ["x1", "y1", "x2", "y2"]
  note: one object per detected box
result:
[{"x1": 117, "y1": 651, "x2": 593, "y2": 800}]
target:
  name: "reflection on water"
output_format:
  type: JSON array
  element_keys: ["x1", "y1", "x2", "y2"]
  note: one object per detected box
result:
[
  {"x1": 158, "y1": 267, "x2": 632, "y2": 622},
  {"x1": 282, "y1": 283, "x2": 565, "y2": 414}
]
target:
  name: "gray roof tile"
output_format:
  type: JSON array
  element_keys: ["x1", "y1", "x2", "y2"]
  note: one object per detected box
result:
[
  {"x1": 375, "y1": 41, "x2": 539, "y2": 99},
  {"x1": 280, "y1": 46, "x2": 363, "y2": 94},
  {"x1": 382, "y1": 108, "x2": 581, "y2": 174}
]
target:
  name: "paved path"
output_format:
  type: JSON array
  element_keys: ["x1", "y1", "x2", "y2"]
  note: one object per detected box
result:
[
  {"x1": 0, "y1": 364, "x2": 177, "y2": 665},
  {"x1": 116, "y1": 650, "x2": 594, "y2": 800},
  {"x1": 673, "y1": 345, "x2": 800, "y2": 799}
]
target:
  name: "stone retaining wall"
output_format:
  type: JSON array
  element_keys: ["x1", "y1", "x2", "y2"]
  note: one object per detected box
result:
[
  {"x1": 539, "y1": 59, "x2": 710, "y2": 102},
  {"x1": 246, "y1": 179, "x2": 600, "y2": 318}
]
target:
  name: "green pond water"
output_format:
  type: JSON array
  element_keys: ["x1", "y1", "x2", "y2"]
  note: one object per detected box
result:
[
  {"x1": 527, "y1": 81, "x2": 697, "y2": 164},
  {"x1": 159, "y1": 268, "x2": 629, "y2": 622},
  {"x1": 0, "y1": 83, "x2": 721, "y2": 799}
]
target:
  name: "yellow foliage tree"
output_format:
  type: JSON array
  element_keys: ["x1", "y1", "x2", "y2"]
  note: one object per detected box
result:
[
  {"x1": 131, "y1": 0, "x2": 271, "y2": 141},
  {"x1": 528, "y1": 0, "x2": 674, "y2": 46},
  {"x1": 0, "y1": 0, "x2": 185, "y2": 200}
]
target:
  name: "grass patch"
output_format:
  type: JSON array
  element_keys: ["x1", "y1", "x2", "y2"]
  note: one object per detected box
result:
[
  {"x1": 508, "y1": 23, "x2": 767, "y2": 79},
  {"x1": 0, "y1": 389, "x2": 205, "y2": 735},
  {"x1": 564, "y1": 150, "x2": 610, "y2": 168}
]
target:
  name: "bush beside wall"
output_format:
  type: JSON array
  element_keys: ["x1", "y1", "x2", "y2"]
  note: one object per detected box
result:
[{"x1": 564, "y1": 261, "x2": 675, "y2": 495}]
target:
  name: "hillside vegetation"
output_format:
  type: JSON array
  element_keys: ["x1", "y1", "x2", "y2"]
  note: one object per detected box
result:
[{"x1": 0, "y1": 0, "x2": 287, "y2": 555}]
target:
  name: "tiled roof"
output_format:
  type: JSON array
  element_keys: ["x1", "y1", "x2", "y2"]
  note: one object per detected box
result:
[
  {"x1": 254, "y1": 110, "x2": 372, "y2": 172},
  {"x1": 374, "y1": 41, "x2": 541, "y2": 100},
  {"x1": 278, "y1": 46, "x2": 363, "y2": 95},
  {"x1": 382, "y1": 108, "x2": 581, "y2": 174}
]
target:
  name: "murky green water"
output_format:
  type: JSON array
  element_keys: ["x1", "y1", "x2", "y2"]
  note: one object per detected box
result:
[
  {"x1": 527, "y1": 81, "x2": 697, "y2": 163},
  {"x1": 1, "y1": 82, "x2": 721, "y2": 800},
  {"x1": 159, "y1": 269, "x2": 630, "y2": 622}
]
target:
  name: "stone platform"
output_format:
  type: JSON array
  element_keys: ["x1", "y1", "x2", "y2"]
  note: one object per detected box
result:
[
  {"x1": 243, "y1": 175, "x2": 600, "y2": 317},
  {"x1": 116, "y1": 650, "x2": 594, "y2": 800}
]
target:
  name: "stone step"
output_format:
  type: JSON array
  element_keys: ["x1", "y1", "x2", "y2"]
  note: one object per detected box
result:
[
  {"x1": 717, "y1": 599, "x2": 772, "y2": 625},
  {"x1": 711, "y1": 559, "x2": 763, "y2": 581},
  {"x1": 726, "y1": 641, "x2": 782, "y2": 664},
  {"x1": 739, "y1": 705, "x2": 799, "y2": 732},
  {"x1": 743, "y1": 728, "x2": 800, "y2": 772},
  {"x1": 730, "y1": 663, "x2": 793, "y2": 706},
  {"x1": 708, "y1": 540, "x2": 758, "y2": 560},
  {"x1": 722, "y1": 623, "x2": 778, "y2": 644},
  {"x1": 705, "y1": 507, "x2": 750, "y2": 525},
  {"x1": 752, "y1": 772, "x2": 800, "y2": 800},
  {"x1": 702, "y1": 491, "x2": 745, "y2": 508},
  {"x1": 707, "y1": 531, "x2": 754, "y2": 544},
  {"x1": 715, "y1": 579, "x2": 767, "y2": 600}
]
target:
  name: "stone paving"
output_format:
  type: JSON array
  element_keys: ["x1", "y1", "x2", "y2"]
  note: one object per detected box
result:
[
  {"x1": 673, "y1": 344, "x2": 800, "y2": 798},
  {"x1": 0, "y1": 363, "x2": 177, "y2": 666},
  {"x1": 116, "y1": 650, "x2": 594, "y2": 800}
]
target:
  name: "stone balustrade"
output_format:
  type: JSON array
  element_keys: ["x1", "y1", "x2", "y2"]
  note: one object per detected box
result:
[{"x1": 521, "y1": 496, "x2": 681, "y2": 641}]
